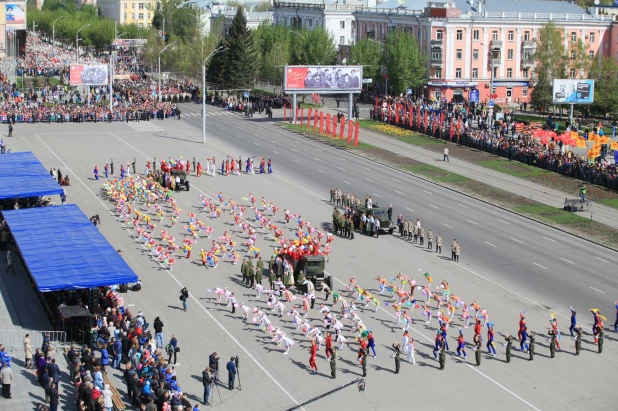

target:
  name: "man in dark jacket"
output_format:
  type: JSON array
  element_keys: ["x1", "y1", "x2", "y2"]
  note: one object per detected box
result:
[
  {"x1": 49, "y1": 382, "x2": 59, "y2": 411},
  {"x1": 202, "y1": 366, "x2": 213, "y2": 405},
  {"x1": 208, "y1": 353, "x2": 219, "y2": 382},
  {"x1": 154, "y1": 317, "x2": 164, "y2": 348},
  {"x1": 226, "y1": 357, "x2": 237, "y2": 390}
]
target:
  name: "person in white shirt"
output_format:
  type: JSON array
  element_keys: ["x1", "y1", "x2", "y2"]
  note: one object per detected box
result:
[{"x1": 444, "y1": 147, "x2": 450, "y2": 162}]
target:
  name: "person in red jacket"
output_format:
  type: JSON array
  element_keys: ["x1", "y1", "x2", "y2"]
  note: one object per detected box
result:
[
  {"x1": 325, "y1": 333, "x2": 333, "y2": 360},
  {"x1": 309, "y1": 339, "x2": 318, "y2": 373},
  {"x1": 473, "y1": 319, "x2": 482, "y2": 339}
]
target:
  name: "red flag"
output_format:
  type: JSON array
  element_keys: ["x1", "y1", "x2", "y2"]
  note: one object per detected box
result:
[
  {"x1": 417, "y1": 106, "x2": 421, "y2": 129},
  {"x1": 388, "y1": 104, "x2": 391, "y2": 123},
  {"x1": 348, "y1": 120, "x2": 353, "y2": 143},
  {"x1": 283, "y1": 104, "x2": 286, "y2": 122},
  {"x1": 332, "y1": 115, "x2": 337, "y2": 138},
  {"x1": 325, "y1": 113, "x2": 331, "y2": 135},
  {"x1": 314, "y1": 110, "x2": 319, "y2": 131},
  {"x1": 409, "y1": 107, "x2": 413, "y2": 127},
  {"x1": 295, "y1": 107, "x2": 299, "y2": 124},
  {"x1": 354, "y1": 122, "x2": 360, "y2": 146},
  {"x1": 432, "y1": 113, "x2": 437, "y2": 134},
  {"x1": 339, "y1": 116, "x2": 345, "y2": 139},
  {"x1": 319, "y1": 111, "x2": 324, "y2": 134},
  {"x1": 300, "y1": 108, "x2": 304, "y2": 126},
  {"x1": 457, "y1": 116, "x2": 462, "y2": 142},
  {"x1": 449, "y1": 117, "x2": 454, "y2": 141},
  {"x1": 403, "y1": 106, "x2": 407, "y2": 127},
  {"x1": 375, "y1": 96, "x2": 379, "y2": 113},
  {"x1": 440, "y1": 112, "x2": 445, "y2": 137},
  {"x1": 307, "y1": 108, "x2": 312, "y2": 129}
]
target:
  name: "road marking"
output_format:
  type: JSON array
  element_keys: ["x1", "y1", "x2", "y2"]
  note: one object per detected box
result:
[
  {"x1": 294, "y1": 159, "x2": 300, "y2": 163},
  {"x1": 560, "y1": 258, "x2": 575, "y2": 265},
  {"x1": 442, "y1": 223, "x2": 453, "y2": 228},
  {"x1": 343, "y1": 180, "x2": 351, "y2": 185},
  {"x1": 392, "y1": 178, "x2": 400, "y2": 182},
  {"x1": 595, "y1": 256, "x2": 610, "y2": 263},
  {"x1": 428, "y1": 204, "x2": 438, "y2": 209},
  {"x1": 459, "y1": 204, "x2": 469, "y2": 209},
  {"x1": 318, "y1": 169, "x2": 325, "y2": 173},
  {"x1": 254, "y1": 143, "x2": 259, "y2": 146},
  {"x1": 315, "y1": 148, "x2": 321, "y2": 151},
  {"x1": 395, "y1": 190, "x2": 404, "y2": 195},
  {"x1": 236, "y1": 135, "x2": 242, "y2": 138},
  {"x1": 365, "y1": 178, "x2": 372, "y2": 182},
  {"x1": 466, "y1": 219, "x2": 478, "y2": 225},
  {"x1": 543, "y1": 236, "x2": 556, "y2": 243},
  {"x1": 499, "y1": 219, "x2": 510, "y2": 225},
  {"x1": 405, "y1": 207, "x2": 414, "y2": 212},
  {"x1": 295, "y1": 141, "x2": 300, "y2": 143},
  {"x1": 533, "y1": 262, "x2": 547, "y2": 270},
  {"x1": 372, "y1": 193, "x2": 381, "y2": 198},
  {"x1": 276, "y1": 133, "x2": 282, "y2": 136},
  {"x1": 272, "y1": 140, "x2": 278, "y2": 144},
  {"x1": 424, "y1": 190, "x2": 433, "y2": 195},
  {"x1": 291, "y1": 148, "x2": 298, "y2": 152},
  {"x1": 273, "y1": 151, "x2": 279, "y2": 154},
  {"x1": 337, "y1": 167, "x2": 345, "y2": 171},
  {"x1": 35, "y1": 132, "x2": 306, "y2": 410},
  {"x1": 258, "y1": 126, "x2": 264, "y2": 130},
  {"x1": 485, "y1": 241, "x2": 497, "y2": 248},
  {"x1": 338, "y1": 157, "x2": 345, "y2": 161},
  {"x1": 364, "y1": 167, "x2": 371, "y2": 171},
  {"x1": 511, "y1": 237, "x2": 523, "y2": 244},
  {"x1": 127, "y1": 304, "x2": 135, "y2": 307},
  {"x1": 313, "y1": 157, "x2": 321, "y2": 161},
  {"x1": 589, "y1": 287, "x2": 605, "y2": 294}
]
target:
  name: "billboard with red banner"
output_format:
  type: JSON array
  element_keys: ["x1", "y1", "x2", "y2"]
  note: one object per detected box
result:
[
  {"x1": 70, "y1": 64, "x2": 109, "y2": 86},
  {"x1": 284, "y1": 65, "x2": 362, "y2": 94}
]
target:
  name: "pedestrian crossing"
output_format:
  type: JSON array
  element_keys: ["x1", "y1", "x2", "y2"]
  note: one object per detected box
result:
[{"x1": 128, "y1": 122, "x2": 164, "y2": 132}]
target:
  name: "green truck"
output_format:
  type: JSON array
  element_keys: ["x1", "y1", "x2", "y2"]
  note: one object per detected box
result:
[
  {"x1": 352, "y1": 206, "x2": 396, "y2": 235},
  {"x1": 293, "y1": 255, "x2": 327, "y2": 292}
]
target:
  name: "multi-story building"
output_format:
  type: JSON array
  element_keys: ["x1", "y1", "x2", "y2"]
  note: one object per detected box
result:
[
  {"x1": 354, "y1": 0, "x2": 614, "y2": 105},
  {"x1": 179, "y1": 1, "x2": 272, "y2": 35},
  {"x1": 98, "y1": 0, "x2": 157, "y2": 28}
]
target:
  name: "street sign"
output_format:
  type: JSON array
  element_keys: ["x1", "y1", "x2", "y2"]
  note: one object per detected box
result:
[
  {"x1": 243, "y1": 91, "x2": 249, "y2": 98},
  {"x1": 362, "y1": 78, "x2": 373, "y2": 84},
  {"x1": 407, "y1": 89, "x2": 412, "y2": 95},
  {"x1": 469, "y1": 89, "x2": 480, "y2": 103},
  {"x1": 489, "y1": 99, "x2": 495, "y2": 108}
]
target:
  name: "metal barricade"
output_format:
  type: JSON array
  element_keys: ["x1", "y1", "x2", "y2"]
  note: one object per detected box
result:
[{"x1": 0, "y1": 330, "x2": 66, "y2": 353}]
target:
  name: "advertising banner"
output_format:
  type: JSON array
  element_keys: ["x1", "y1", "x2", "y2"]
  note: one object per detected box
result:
[
  {"x1": 112, "y1": 39, "x2": 147, "y2": 47},
  {"x1": 552, "y1": 79, "x2": 595, "y2": 104},
  {"x1": 284, "y1": 65, "x2": 362, "y2": 93},
  {"x1": 5, "y1": 3, "x2": 26, "y2": 30},
  {"x1": 70, "y1": 64, "x2": 109, "y2": 86}
]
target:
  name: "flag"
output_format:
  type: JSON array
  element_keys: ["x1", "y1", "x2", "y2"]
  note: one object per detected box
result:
[
  {"x1": 348, "y1": 120, "x2": 353, "y2": 143},
  {"x1": 395, "y1": 103, "x2": 400, "y2": 124},
  {"x1": 423, "y1": 109, "x2": 428, "y2": 131},
  {"x1": 417, "y1": 106, "x2": 421, "y2": 130},
  {"x1": 449, "y1": 117, "x2": 454, "y2": 141}
]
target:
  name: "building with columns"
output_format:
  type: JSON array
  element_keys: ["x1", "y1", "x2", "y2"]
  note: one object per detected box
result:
[{"x1": 354, "y1": 0, "x2": 614, "y2": 105}]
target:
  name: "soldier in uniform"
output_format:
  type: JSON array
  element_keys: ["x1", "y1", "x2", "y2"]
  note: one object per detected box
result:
[
  {"x1": 402, "y1": 220, "x2": 409, "y2": 240},
  {"x1": 419, "y1": 226, "x2": 425, "y2": 246},
  {"x1": 248, "y1": 262, "x2": 255, "y2": 288},
  {"x1": 451, "y1": 239, "x2": 457, "y2": 260},
  {"x1": 597, "y1": 327, "x2": 604, "y2": 354},
  {"x1": 438, "y1": 338, "x2": 446, "y2": 370},
  {"x1": 528, "y1": 332, "x2": 536, "y2": 361},
  {"x1": 474, "y1": 334, "x2": 482, "y2": 366},
  {"x1": 436, "y1": 233, "x2": 442, "y2": 254},
  {"x1": 256, "y1": 257, "x2": 264, "y2": 286},
  {"x1": 329, "y1": 348, "x2": 336, "y2": 379},
  {"x1": 268, "y1": 256, "x2": 276, "y2": 289},
  {"x1": 427, "y1": 229, "x2": 433, "y2": 250},
  {"x1": 455, "y1": 241, "x2": 461, "y2": 262},
  {"x1": 392, "y1": 342, "x2": 401, "y2": 374},
  {"x1": 504, "y1": 335, "x2": 513, "y2": 363},
  {"x1": 549, "y1": 330, "x2": 556, "y2": 358},
  {"x1": 574, "y1": 325, "x2": 582, "y2": 356},
  {"x1": 330, "y1": 187, "x2": 335, "y2": 203},
  {"x1": 241, "y1": 259, "x2": 248, "y2": 284},
  {"x1": 332, "y1": 208, "x2": 340, "y2": 235},
  {"x1": 348, "y1": 216, "x2": 355, "y2": 239},
  {"x1": 360, "y1": 345, "x2": 368, "y2": 377}
]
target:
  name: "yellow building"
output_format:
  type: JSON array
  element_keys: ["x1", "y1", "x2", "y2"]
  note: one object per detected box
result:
[{"x1": 98, "y1": 0, "x2": 157, "y2": 28}]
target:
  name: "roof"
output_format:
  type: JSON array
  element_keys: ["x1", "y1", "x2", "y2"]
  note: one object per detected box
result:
[
  {"x1": 375, "y1": 0, "x2": 589, "y2": 15},
  {"x1": 3, "y1": 205, "x2": 139, "y2": 292},
  {"x1": 0, "y1": 151, "x2": 64, "y2": 200}
]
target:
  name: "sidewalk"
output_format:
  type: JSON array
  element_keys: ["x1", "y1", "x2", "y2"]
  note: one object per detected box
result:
[{"x1": 273, "y1": 98, "x2": 618, "y2": 231}]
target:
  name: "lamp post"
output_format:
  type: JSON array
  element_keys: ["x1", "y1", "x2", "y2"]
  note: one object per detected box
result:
[
  {"x1": 76, "y1": 24, "x2": 90, "y2": 63},
  {"x1": 158, "y1": 41, "x2": 177, "y2": 102},
  {"x1": 109, "y1": 33, "x2": 126, "y2": 112},
  {"x1": 52, "y1": 16, "x2": 64, "y2": 45},
  {"x1": 202, "y1": 46, "x2": 225, "y2": 144}
]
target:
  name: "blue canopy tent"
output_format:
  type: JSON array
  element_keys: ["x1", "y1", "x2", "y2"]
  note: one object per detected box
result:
[
  {"x1": 0, "y1": 151, "x2": 64, "y2": 200},
  {"x1": 3, "y1": 205, "x2": 138, "y2": 292}
]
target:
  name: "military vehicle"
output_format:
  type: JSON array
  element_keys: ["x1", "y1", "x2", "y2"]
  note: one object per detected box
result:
[
  {"x1": 170, "y1": 169, "x2": 191, "y2": 191},
  {"x1": 293, "y1": 255, "x2": 326, "y2": 292},
  {"x1": 352, "y1": 205, "x2": 396, "y2": 235}
]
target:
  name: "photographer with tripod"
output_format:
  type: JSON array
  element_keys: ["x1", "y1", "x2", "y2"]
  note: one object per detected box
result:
[
  {"x1": 202, "y1": 366, "x2": 213, "y2": 406},
  {"x1": 208, "y1": 352, "x2": 220, "y2": 382}
]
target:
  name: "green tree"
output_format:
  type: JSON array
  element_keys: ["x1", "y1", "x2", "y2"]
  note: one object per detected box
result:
[
  {"x1": 383, "y1": 29, "x2": 427, "y2": 94},
  {"x1": 289, "y1": 27, "x2": 337, "y2": 65},
  {"x1": 206, "y1": 39, "x2": 228, "y2": 90},
  {"x1": 219, "y1": 7, "x2": 258, "y2": 90},
  {"x1": 589, "y1": 56, "x2": 618, "y2": 115},
  {"x1": 349, "y1": 39, "x2": 382, "y2": 81},
  {"x1": 531, "y1": 22, "x2": 567, "y2": 110},
  {"x1": 253, "y1": 23, "x2": 291, "y2": 82}
]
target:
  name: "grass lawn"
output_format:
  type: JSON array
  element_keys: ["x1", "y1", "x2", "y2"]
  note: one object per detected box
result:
[
  {"x1": 401, "y1": 164, "x2": 470, "y2": 183},
  {"x1": 299, "y1": 102, "x2": 322, "y2": 109},
  {"x1": 598, "y1": 198, "x2": 618, "y2": 209},
  {"x1": 515, "y1": 204, "x2": 590, "y2": 225},
  {"x1": 279, "y1": 122, "x2": 375, "y2": 150},
  {"x1": 477, "y1": 159, "x2": 550, "y2": 178}
]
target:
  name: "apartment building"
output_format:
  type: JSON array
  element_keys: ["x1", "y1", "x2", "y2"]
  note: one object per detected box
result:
[
  {"x1": 354, "y1": 0, "x2": 614, "y2": 105},
  {"x1": 98, "y1": 0, "x2": 157, "y2": 28}
]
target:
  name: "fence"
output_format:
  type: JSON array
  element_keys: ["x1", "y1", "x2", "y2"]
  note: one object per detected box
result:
[{"x1": 0, "y1": 330, "x2": 66, "y2": 354}]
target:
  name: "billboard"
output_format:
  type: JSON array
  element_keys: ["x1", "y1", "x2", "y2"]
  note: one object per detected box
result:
[
  {"x1": 284, "y1": 65, "x2": 362, "y2": 93},
  {"x1": 552, "y1": 79, "x2": 595, "y2": 104},
  {"x1": 5, "y1": 3, "x2": 26, "y2": 30},
  {"x1": 112, "y1": 39, "x2": 147, "y2": 47},
  {"x1": 70, "y1": 64, "x2": 109, "y2": 86}
]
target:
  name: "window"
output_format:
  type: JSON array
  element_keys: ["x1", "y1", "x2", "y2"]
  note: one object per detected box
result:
[
  {"x1": 473, "y1": 30, "x2": 479, "y2": 41},
  {"x1": 524, "y1": 31, "x2": 530, "y2": 41},
  {"x1": 131, "y1": 13, "x2": 135, "y2": 18},
  {"x1": 472, "y1": 68, "x2": 478, "y2": 79},
  {"x1": 124, "y1": 3, "x2": 127, "y2": 8},
  {"x1": 473, "y1": 49, "x2": 479, "y2": 60},
  {"x1": 148, "y1": 13, "x2": 150, "y2": 19},
  {"x1": 340, "y1": 21, "x2": 345, "y2": 29},
  {"x1": 436, "y1": 30, "x2": 443, "y2": 40},
  {"x1": 523, "y1": 50, "x2": 532, "y2": 60},
  {"x1": 138, "y1": 3, "x2": 143, "y2": 9},
  {"x1": 589, "y1": 33, "x2": 595, "y2": 43},
  {"x1": 493, "y1": 67, "x2": 498, "y2": 78},
  {"x1": 456, "y1": 49, "x2": 462, "y2": 60},
  {"x1": 456, "y1": 30, "x2": 463, "y2": 41},
  {"x1": 432, "y1": 51, "x2": 442, "y2": 60},
  {"x1": 340, "y1": 36, "x2": 345, "y2": 45},
  {"x1": 435, "y1": 68, "x2": 442, "y2": 78},
  {"x1": 278, "y1": 16, "x2": 287, "y2": 25},
  {"x1": 589, "y1": 50, "x2": 595, "y2": 59},
  {"x1": 523, "y1": 68, "x2": 529, "y2": 78},
  {"x1": 492, "y1": 31, "x2": 498, "y2": 41},
  {"x1": 569, "y1": 68, "x2": 576, "y2": 78},
  {"x1": 132, "y1": 3, "x2": 135, "y2": 8},
  {"x1": 571, "y1": 32, "x2": 577, "y2": 42},
  {"x1": 570, "y1": 50, "x2": 576, "y2": 60},
  {"x1": 507, "y1": 49, "x2": 513, "y2": 60},
  {"x1": 506, "y1": 88, "x2": 512, "y2": 98},
  {"x1": 508, "y1": 31, "x2": 514, "y2": 41},
  {"x1": 138, "y1": 22, "x2": 144, "y2": 28},
  {"x1": 522, "y1": 88, "x2": 528, "y2": 97},
  {"x1": 138, "y1": 13, "x2": 143, "y2": 19},
  {"x1": 123, "y1": 12, "x2": 127, "y2": 19},
  {"x1": 506, "y1": 68, "x2": 513, "y2": 78},
  {"x1": 455, "y1": 68, "x2": 462, "y2": 78},
  {"x1": 418, "y1": 28, "x2": 421, "y2": 39},
  {"x1": 305, "y1": 19, "x2": 313, "y2": 27}
]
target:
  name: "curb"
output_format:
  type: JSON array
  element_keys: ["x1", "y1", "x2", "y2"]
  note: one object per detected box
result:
[{"x1": 275, "y1": 123, "x2": 618, "y2": 253}]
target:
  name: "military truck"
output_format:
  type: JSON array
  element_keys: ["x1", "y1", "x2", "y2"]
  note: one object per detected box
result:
[
  {"x1": 170, "y1": 169, "x2": 191, "y2": 191},
  {"x1": 352, "y1": 205, "x2": 396, "y2": 235},
  {"x1": 293, "y1": 255, "x2": 326, "y2": 292}
]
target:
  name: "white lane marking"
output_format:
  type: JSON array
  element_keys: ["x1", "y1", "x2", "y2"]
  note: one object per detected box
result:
[
  {"x1": 343, "y1": 181, "x2": 351, "y2": 185},
  {"x1": 272, "y1": 140, "x2": 278, "y2": 143},
  {"x1": 499, "y1": 219, "x2": 510, "y2": 225},
  {"x1": 590, "y1": 287, "x2": 605, "y2": 294},
  {"x1": 291, "y1": 148, "x2": 298, "y2": 152},
  {"x1": 372, "y1": 193, "x2": 381, "y2": 198},
  {"x1": 337, "y1": 167, "x2": 345, "y2": 171},
  {"x1": 533, "y1": 262, "x2": 547, "y2": 270},
  {"x1": 544, "y1": 236, "x2": 557, "y2": 243},
  {"x1": 560, "y1": 258, "x2": 575, "y2": 265},
  {"x1": 485, "y1": 241, "x2": 497, "y2": 248},
  {"x1": 315, "y1": 148, "x2": 321, "y2": 152},
  {"x1": 338, "y1": 157, "x2": 345, "y2": 161},
  {"x1": 392, "y1": 178, "x2": 400, "y2": 182},
  {"x1": 294, "y1": 160, "x2": 300, "y2": 163},
  {"x1": 329, "y1": 275, "x2": 542, "y2": 411},
  {"x1": 467, "y1": 219, "x2": 478, "y2": 225},
  {"x1": 511, "y1": 237, "x2": 523, "y2": 244},
  {"x1": 428, "y1": 204, "x2": 438, "y2": 209},
  {"x1": 595, "y1": 257, "x2": 610, "y2": 263},
  {"x1": 258, "y1": 126, "x2": 264, "y2": 130},
  {"x1": 236, "y1": 135, "x2": 242, "y2": 138},
  {"x1": 364, "y1": 167, "x2": 371, "y2": 171},
  {"x1": 127, "y1": 304, "x2": 135, "y2": 307},
  {"x1": 395, "y1": 190, "x2": 404, "y2": 195},
  {"x1": 405, "y1": 207, "x2": 414, "y2": 212},
  {"x1": 313, "y1": 157, "x2": 321, "y2": 161},
  {"x1": 442, "y1": 223, "x2": 453, "y2": 228},
  {"x1": 276, "y1": 133, "x2": 282, "y2": 136},
  {"x1": 273, "y1": 151, "x2": 279, "y2": 154},
  {"x1": 365, "y1": 178, "x2": 372, "y2": 182},
  {"x1": 36, "y1": 132, "x2": 305, "y2": 410},
  {"x1": 459, "y1": 204, "x2": 469, "y2": 209},
  {"x1": 318, "y1": 170, "x2": 325, "y2": 173},
  {"x1": 295, "y1": 141, "x2": 300, "y2": 144},
  {"x1": 424, "y1": 190, "x2": 433, "y2": 195},
  {"x1": 254, "y1": 143, "x2": 260, "y2": 146}
]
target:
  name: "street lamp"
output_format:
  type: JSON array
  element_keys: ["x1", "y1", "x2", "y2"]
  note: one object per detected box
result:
[
  {"x1": 158, "y1": 41, "x2": 177, "y2": 102},
  {"x1": 109, "y1": 33, "x2": 126, "y2": 112},
  {"x1": 52, "y1": 16, "x2": 64, "y2": 45},
  {"x1": 76, "y1": 24, "x2": 90, "y2": 63},
  {"x1": 202, "y1": 46, "x2": 225, "y2": 144}
]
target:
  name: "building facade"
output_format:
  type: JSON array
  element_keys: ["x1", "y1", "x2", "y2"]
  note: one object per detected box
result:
[
  {"x1": 354, "y1": 0, "x2": 614, "y2": 105},
  {"x1": 98, "y1": 0, "x2": 157, "y2": 28}
]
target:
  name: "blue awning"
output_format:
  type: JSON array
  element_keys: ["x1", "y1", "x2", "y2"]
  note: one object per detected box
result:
[
  {"x1": 0, "y1": 152, "x2": 64, "y2": 200},
  {"x1": 3, "y1": 205, "x2": 138, "y2": 292}
]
